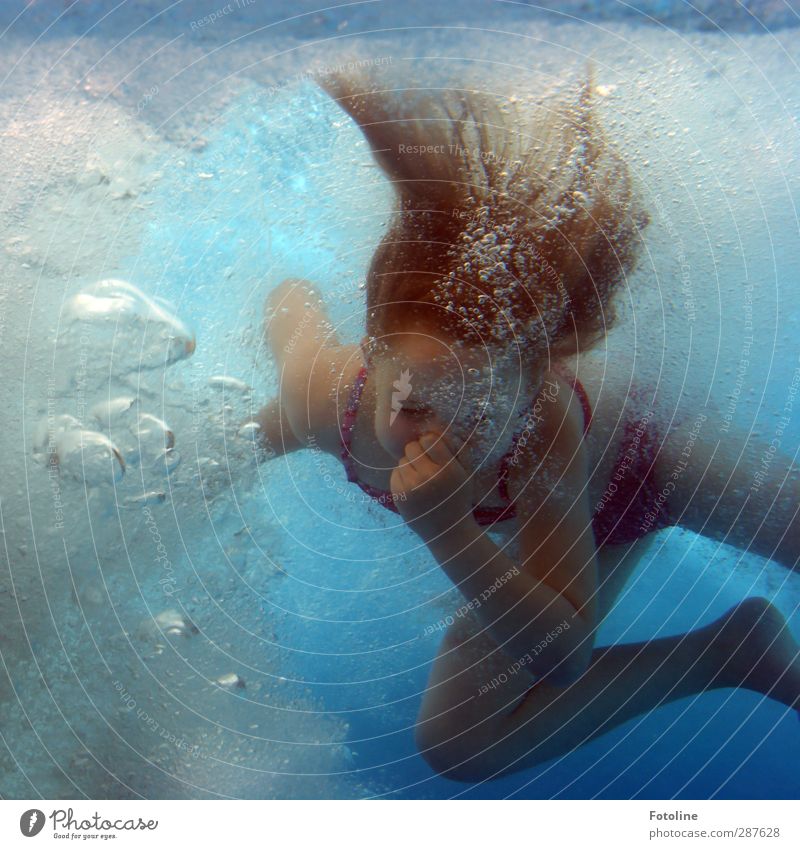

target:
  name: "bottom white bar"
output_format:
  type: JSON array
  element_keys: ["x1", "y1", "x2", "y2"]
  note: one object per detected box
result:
[{"x1": 0, "y1": 799, "x2": 796, "y2": 847}]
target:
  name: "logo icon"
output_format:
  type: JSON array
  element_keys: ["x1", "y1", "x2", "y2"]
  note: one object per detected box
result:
[
  {"x1": 389, "y1": 369, "x2": 413, "y2": 426},
  {"x1": 20, "y1": 809, "x2": 46, "y2": 837}
]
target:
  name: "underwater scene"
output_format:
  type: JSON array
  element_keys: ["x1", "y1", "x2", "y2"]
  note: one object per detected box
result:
[{"x1": 1, "y1": 0, "x2": 799, "y2": 800}]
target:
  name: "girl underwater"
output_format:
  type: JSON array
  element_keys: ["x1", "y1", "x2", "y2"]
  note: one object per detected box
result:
[{"x1": 254, "y1": 68, "x2": 800, "y2": 782}]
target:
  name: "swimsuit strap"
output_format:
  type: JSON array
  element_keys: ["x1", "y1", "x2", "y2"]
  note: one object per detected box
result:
[
  {"x1": 340, "y1": 360, "x2": 591, "y2": 527},
  {"x1": 340, "y1": 364, "x2": 403, "y2": 514},
  {"x1": 496, "y1": 363, "x2": 592, "y2": 503},
  {"x1": 551, "y1": 361, "x2": 592, "y2": 437},
  {"x1": 340, "y1": 365, "x2": 369, "y2": 484},
  {"x1": 472, "y1": 502, "x2": 518, "y2": 525},
  {"x1": 340, "y1": 364, "x2": 516, "y2": 524}
]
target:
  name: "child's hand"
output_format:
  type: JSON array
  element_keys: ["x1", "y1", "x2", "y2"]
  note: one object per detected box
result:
[{"x1": 391, "y1": 431, "x2": 473, "y2": 540}]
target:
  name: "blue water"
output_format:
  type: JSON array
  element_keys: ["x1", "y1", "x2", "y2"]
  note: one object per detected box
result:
[
  {"x1": 124, "y1": 79, "x2": 800, "y2": 798},
  {"x1": 1, "y1": 0, "x2": 799, "y2": 799}
]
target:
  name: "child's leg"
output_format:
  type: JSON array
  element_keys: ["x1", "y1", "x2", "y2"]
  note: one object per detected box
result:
[
  {"x1": 656, "y1": 414, "x2": 800, "y2": 570},
  {"x1": 249, "y1": 396, "x2": 302, "y2": 456},
  {"x1": 416, "y1": 597, "x2": 800, "y2": 782}
]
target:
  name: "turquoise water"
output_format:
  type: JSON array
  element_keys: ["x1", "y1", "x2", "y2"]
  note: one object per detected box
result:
[{"x1": 1, "y1": 0, "x2": 799, "y2": 799}]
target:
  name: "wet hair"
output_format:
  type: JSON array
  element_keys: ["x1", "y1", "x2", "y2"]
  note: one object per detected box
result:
[{"x1": 318, "y1": 66, "x2": 649, "y2": 365}]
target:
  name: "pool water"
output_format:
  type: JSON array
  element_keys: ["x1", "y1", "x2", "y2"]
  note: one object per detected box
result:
[{"x1": 1, "y1": 0, "x2": 799, "y2": 799}]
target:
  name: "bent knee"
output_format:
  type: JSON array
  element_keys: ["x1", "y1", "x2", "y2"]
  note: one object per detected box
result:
[
  {"x1": 415, "y1": 719, "x2": 508, "y2": 783},
  {"x1": 415, "y1": 730, "x2": 489, "y2": 783},
  {"x1": 415, "y1": 692, "x2": 559, "y2": 781}
]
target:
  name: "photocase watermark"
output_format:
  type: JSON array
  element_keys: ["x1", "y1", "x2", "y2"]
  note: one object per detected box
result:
[
  {"x1": 31, "y1": 807, "x2": 159, "y2": 835},
  {"x1": 653, "y1": 191, "x2": 695, "y2": 323},
  {"x1": 720, "y1": 281, "x2": 754, "y2": 434},
  {"x1": 282, "y1": 307, "x2": 316, "y2": 355},
  {"x1": 73, "y1": 330, "x2": 89, "y2": 424},
  {"x1": 506, "y1": 376, "x2": 560, "y2": 469},
  {"x1": 0, "y1": 271, "x2": 8, "y2": 351},
  {"x1": 114, "y1": 680, "x2": 204, "y2": 761},
  {"x1": 397, "y1": 143, "x2": 447, "y2": 155},
  {"x1": 477, "y1": 618, "x2": 571, "y2": 696},
  {"x1": 189, "y1": 375, "x2": 206, "y2": 439},
  {"x1": 516, "y1": 235, "x2": 573, "y2": 313},
  {"x1": 189, "y1": 0, "x2": 256, "y2": 30},
  {"x1": 594, "y1": 408, "x2": 655, "y2": 517},
  {"x1": 262, "y1": 55, "x2": 393, "y2": 99},
  {"x1": 19, "y1": 810, "x2": 45, "y2": 837},
  {"x1": 423, "y1": 565, "x2": 521, "y2": 637},
  {"x1": 264, "y1": 278, "x2": 352, "y2": 351},
  {"x1": 252, "y1": 426, "x2": 278, "y2": 462},
  {"x1": 750, "y1": 354, "x2": 800, "y2": 496},
  {"x1": 307, "y1": 433, "x2": 407, "y2": 507},
  {"x1": 446, "y1": 205, "x2": 575, "y2": 317},
  {"x1": 639, "y1": 410, "x2": 708, "y2": 534},
  {"x1": 390, "y1": 368, "x2": 413, "y2": 426},
  {"x1": 46, "y1": 377, "x2": 65, "y2": 531},
  {"x1": 449, "y1": 142, "x2": 522, "y2": 172},
  {"x1": 397, "y1": 142, "x2": 522, "y2": 172},
  {"x1": 135, "y1": 84, "x2": 158, "y2": 116},
  {"x1": 141, "y1": 505, "x2": 176, "y2": 597}
]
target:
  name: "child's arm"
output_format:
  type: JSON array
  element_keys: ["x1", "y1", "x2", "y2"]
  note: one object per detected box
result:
[
  {"x1": 254, "y1": 277, "x2": 348, "y2": 458},
  {"x1": 423, "y1": 488, "x2": 597, "y2": 687},
  {"x1": 393, "y1": 381, "x2": 598, "y2": 686},
  {"x1": 249, "y1": 396, "x2": 302, "y2": 456}
]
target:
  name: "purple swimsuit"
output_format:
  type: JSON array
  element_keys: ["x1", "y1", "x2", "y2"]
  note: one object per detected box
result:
[{"x1": 339, "y1": 363, "x2": 674, "y2": 546}]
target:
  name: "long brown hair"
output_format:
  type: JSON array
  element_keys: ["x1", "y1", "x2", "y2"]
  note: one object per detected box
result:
[{"x1": 319, "y1": 66, "x2": 649, "y2": 364}]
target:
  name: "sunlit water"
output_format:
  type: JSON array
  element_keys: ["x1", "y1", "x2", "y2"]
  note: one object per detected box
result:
[{"x1": 1, "y1": 0, "x2": 799, "y2": 799}]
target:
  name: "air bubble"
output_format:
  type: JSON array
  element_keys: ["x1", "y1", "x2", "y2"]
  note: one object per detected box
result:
[
  {"x1": 53, "y1": 428, "x2": 126, "y2": 484},
  {"x1": 132, "y1": 413, "x2": 175, "y2": 453},
  {"x1": 90, "y1": 396, "x2": 138, "y2": 425},
  {"x1": 62, "y1": 279, "x2": 195, "y2": 373},
  {"x1": 237, "y1": 421, "x2": 261, "y2": 440},
  {"x1": 208, "y1": 375, "x2": 252, "y2": 393},
  {"x1": 215, "y1": 672, "x2": 246, "y2": 689},
  {"x1": 140, "y1": 609, "x2": 198, "y2": 640},
  {"x1": 126, "y1": 490, "x2": 167, "y2": 506}
]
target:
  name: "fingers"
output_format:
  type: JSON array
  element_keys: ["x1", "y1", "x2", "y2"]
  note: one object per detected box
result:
[
  {"x1": 392, "y1": 458, "x2": 428, "y2": 495},
  {"x1": 401, "y1": 439, "x2": 440, "y2": 477},
  {"x1": 399, "y1": 430, "x2": 465, "y2": 487},
  {"x1": 418, "y1": 431, "x2": 457, "y2": 465},
  {"x1": 390, "y1": 464, "x2": 407, "y2": 496}
]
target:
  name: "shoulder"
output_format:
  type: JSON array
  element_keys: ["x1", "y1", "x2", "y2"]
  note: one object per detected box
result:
[{"x1": 504, "y1": 367, "x2": 589, "y2": 507}]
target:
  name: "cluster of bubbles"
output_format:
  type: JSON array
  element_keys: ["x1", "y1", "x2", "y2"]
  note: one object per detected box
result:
[
  {"x1": 434, "y1": 207, "x2": 568, "y2": 353},
  {"x1": 415, "y1": 350, "x2": 539, "y2": 476},
  {"x1": 20, "y1": 277, "x2": 367, "y2": 796},
  {"x1": 28, "y1": 277, "x2": 268, "y2": 664},
  {"x1": 31, "y1": 279, "x2": 193, "y2": 495}
]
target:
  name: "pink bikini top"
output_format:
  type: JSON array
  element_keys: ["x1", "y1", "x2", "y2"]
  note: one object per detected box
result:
[{"x1": 338, "y1": 363, "x2": 592, "y2": 526}]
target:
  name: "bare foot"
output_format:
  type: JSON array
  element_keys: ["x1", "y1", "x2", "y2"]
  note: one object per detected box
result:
[{"x1": 710, "y1": 597, "x2": 800, "y2": 712}]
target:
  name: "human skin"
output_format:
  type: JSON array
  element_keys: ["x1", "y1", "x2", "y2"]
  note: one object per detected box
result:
[{"x1": 255, "y1": 277, "x2": 800, "y2": 781}]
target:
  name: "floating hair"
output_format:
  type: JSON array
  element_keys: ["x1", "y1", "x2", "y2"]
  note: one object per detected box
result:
[{"x1": 320, "y1": 65, "x2": 650, "y2": 358}]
